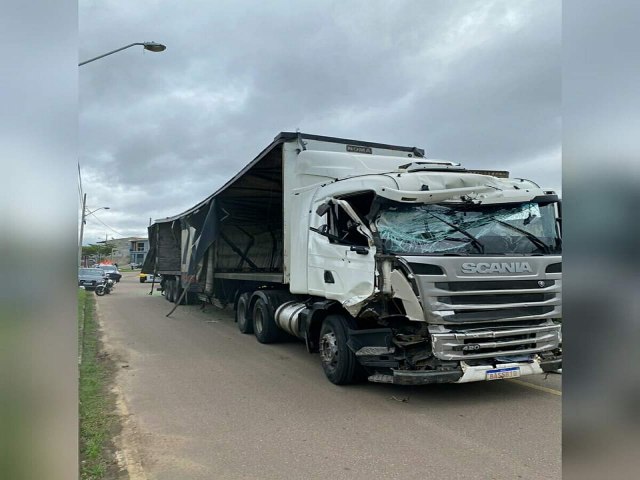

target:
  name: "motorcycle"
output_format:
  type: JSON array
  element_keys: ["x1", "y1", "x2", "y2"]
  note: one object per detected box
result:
[{"x1": 95, "y1": 278, "x2": 115, "y2": 296}]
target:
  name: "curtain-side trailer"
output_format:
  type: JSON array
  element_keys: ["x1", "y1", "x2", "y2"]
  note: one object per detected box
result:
[{"x1": 143, "y1": 132, "x2": 562, "y2": 385}]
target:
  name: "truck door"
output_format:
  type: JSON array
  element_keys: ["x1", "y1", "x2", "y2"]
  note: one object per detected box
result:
[{"x1": 308, "y1": 199, "x2": 376, "y2": 306}]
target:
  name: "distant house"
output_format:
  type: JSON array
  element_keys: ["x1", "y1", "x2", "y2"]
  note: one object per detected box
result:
[
  {"x1": 96, "y1": 236, "x2": 150, "y2": 266},
  {"x1": 129, "y1": 238, "x2": 150, "y2": 266}
]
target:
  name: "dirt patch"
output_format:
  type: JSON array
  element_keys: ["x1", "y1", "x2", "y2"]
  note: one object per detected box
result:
[{"x1": 93, "y1": 300, "x2": 148, "y2": 480}]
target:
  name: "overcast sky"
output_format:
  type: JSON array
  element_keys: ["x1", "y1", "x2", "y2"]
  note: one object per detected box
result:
[{"x1": 79, "y1": 0, "x2": 560, "y2": 245}]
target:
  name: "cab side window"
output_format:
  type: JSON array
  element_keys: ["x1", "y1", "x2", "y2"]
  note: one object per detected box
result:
[{"x1": 325, "y1": 204, "x2": 368, "y2": 247}]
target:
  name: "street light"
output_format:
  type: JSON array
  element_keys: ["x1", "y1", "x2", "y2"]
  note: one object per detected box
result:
[
  {"x1": 78, "y1": 192, "x2": 110, "y2": 266},
  {"x1": 79, "y1": 41, "x2": 166, "y2": 66}
]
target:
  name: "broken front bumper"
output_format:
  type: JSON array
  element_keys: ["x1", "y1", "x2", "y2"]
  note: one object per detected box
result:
[{"x1": 367, "y1": 356, "x2": 561, "y2": 385}]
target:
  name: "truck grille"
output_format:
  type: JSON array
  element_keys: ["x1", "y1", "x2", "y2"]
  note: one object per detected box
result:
[
  {"x1": 416, "y1": 277, "x2": 562, "y2": 324},
  {"x1": 435, "y1": 280, "x2": 555, "y2": 291},
  {"x1": 430, "y1": 323, "x2": 561, "y2": 361}
]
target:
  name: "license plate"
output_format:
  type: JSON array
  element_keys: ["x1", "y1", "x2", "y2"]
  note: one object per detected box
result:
[{"x1": 486, "y1": 366, "x2": 520, "y2": 380}]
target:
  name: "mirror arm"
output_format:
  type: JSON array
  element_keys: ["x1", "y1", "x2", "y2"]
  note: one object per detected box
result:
[
  {"x1": 310, "y1": 227, "x2": 362, "y2": 246},
  {"x1": 310, "y1": 226, "x2": 343, "y2": 243}
]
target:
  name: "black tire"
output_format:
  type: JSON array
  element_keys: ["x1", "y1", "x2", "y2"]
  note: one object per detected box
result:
[
  {"x1": 319, "y1": 314, "x2": 362, "y2": 385},
  {"x1": 252, "y1": 296, "x2": 281, "y2": 344},
  {"x1": 139, "y1": 278, "x2": 145, "y2": 283},
  {"x1": 185, "y1": 292, "x2": 197, "y2": 305},
  {"x1": 166, "y1": 279, "x2": 175, "y2": 302},
  {"x1": 95, "y1": 285, "x2": 106, "y2": 296},
  {"x1": 236, "y1": 293, "x2": 253, "y2": 334},
  {"x1": 174, "y1": 283, "x2": 185, "y2": 305}
]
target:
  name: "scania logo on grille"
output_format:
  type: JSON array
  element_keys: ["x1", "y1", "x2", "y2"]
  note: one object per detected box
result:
[{"x1": 461, "y1": 262, "x2": 533, "y2": 274}]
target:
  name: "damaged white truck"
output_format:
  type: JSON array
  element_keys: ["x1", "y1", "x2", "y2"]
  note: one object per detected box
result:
[{"x1": 143, "y1": 132, "x2": 562, "y2": 385}]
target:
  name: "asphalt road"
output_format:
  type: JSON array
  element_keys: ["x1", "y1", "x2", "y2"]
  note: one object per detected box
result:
[{"x1": 97, "y1": 272, "x2": 561, "y2": 480}]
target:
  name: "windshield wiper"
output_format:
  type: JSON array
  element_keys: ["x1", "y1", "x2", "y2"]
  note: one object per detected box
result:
[
  {"x1": 426, "y1": 212, "x2": 485, "y2": 253},
  {"x1": 488, "y1": 217, "x2": 551, "y2": 254}
]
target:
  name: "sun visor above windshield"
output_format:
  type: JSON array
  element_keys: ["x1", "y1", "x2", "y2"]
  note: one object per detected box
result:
[
  {"x1": 376, "y1": 186, "x2": 543, "y2": 205},
  {"x1": 376, "y1": 186, "x2": 494, "y2": 203}
]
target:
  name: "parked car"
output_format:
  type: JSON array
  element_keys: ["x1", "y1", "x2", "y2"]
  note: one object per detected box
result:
[
  {"x1": 139, "y1": 272, "x2": 161, "y2": 283},
  {"x1": 98, "y1": 264, "x2": 122, "y2": 282},
  {"x1": 78, "y1": 268, "x2": 106, "y2": 290}
]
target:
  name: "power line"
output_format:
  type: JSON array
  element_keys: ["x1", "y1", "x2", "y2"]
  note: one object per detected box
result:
[
  {"x1": 86, "y1": 212, "x2": 126, "y2": 238},
  {"x1": 77, "y1": 162, "x2": 85, "y2": 206},
  {"x1": 77, "y1": 162, "x2": 84, "y2": 197}
]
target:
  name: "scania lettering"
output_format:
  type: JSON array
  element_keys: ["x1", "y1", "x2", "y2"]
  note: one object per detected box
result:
[
  {"x1": 143, "y1": 132, "x2": 562, "y2": 386},
  {"x1": 461, "y1": 262, "x2": 534, "y2": 274}
]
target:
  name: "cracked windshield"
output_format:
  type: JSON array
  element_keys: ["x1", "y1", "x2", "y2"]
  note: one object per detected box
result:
[{"x1": 375, "y1": 201, "x2": 561, "y2": 255}]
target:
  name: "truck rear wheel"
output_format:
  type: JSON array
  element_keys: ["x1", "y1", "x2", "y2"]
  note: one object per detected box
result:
[
  {"x1": 319, "y1": 315, "x2": 361, "y2": 385},
  {"x1": 252, "y1": 297, "x2": 281, "y2": 344},
  {"x1": 236, "y1": 293, "x2": 253, "y2": 334}
]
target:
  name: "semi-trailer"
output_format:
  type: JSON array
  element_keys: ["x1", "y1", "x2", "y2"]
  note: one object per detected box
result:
[{"x1": 143, "y1": 132, "x2": 562, "y2": 385}]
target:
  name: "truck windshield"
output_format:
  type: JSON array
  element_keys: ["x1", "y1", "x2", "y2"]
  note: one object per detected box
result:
[{"x1": 375, "y1": 201, "x2": 561, "y2": 255}]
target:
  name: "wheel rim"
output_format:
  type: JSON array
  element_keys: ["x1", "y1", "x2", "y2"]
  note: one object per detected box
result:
[
  {"x1": 320, "y1": 330, "x2": 339, "y2": 372},
  {"x1": 254, "y1": 308, "x2": 264, "y2": 335}
]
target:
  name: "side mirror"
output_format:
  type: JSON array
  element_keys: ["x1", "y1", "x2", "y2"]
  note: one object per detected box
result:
[{"x1": 316, "y1": 202, "x2": 331, "y2": 217}]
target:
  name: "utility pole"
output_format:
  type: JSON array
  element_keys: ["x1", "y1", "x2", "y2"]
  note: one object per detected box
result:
[
  {"x1": 78, "y1": 197, "x2": 110, "y2": 267},
  {"x1": 78, "y1": 193, "x2": 87, "y2": 267}
]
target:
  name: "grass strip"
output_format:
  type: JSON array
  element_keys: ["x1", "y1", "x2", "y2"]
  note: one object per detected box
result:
[{"x1": 79, "y1": 289, "x2": 118, "y2": 479}]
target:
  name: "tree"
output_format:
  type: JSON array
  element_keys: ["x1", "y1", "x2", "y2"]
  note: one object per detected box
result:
[{"x1": 81, "y1": 242, "x2": 116, "y2": 264}]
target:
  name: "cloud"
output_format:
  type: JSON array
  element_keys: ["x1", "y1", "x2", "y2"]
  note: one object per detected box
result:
[{"x1": 79, "y1": 0, "x2": 560, "y2": 243}]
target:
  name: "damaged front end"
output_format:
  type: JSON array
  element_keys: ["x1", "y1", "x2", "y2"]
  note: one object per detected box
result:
[
  {"x1": 346, "y1": 318, "x2": 562, "y2": 385},
  {"x1": 345, "y1": 217, "x2": 561, "y2": 385},
  {"x1": 346, "y1": 319, "x2": 464, "y2": 385}
]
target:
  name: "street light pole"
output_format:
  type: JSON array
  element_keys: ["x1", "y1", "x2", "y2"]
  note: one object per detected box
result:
[
  {"x1": 78, "y1": 41, "x2": 163, "y2": 265},
  {"x1": 79, "y1": 41, "x2": 166, "y2": 66},
  {"x1": 78, "y1": 197, "x2": 110, "y2": 267}
]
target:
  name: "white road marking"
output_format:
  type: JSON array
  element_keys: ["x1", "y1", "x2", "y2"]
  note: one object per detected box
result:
[{"x1": 507, "y1": 378, "x2": 562, "y2": 396}]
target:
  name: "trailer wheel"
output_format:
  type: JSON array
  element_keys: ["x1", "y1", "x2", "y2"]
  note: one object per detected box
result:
[
  {"x1": 175, "y1": 284, "x2": 192, "y2": 305},
  {"x1": 236, "y1": 293, "x2": 253, "y2": 334},
  {"x1": 174, "y1": 283, "x2": 184, "y2": 305},
  {"x1": 319, "y1": 315, "x2": 361, "y2": 385},
  {"x1": 252, "y1": 297, "x2": 280, "y2": 344},
  {"x1": 166, "y1": 279, "x2": 175, "y2": 302}
]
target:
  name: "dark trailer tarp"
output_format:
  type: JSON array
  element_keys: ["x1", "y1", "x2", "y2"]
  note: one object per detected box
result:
[{"x1": 142, "y1": 132, "x2": 291, "y2": 282}]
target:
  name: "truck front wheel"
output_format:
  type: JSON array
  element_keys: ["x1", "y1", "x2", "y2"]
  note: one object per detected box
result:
[
  {"x1": 236, "y1": 293, "x2": 253, "y2": 334},
  {"x1": 252, "y1": 297, "x2": 280, "y2": 344},
  {"x1": 319, "y1": 315, "x2": 361, "y2": 385}
]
